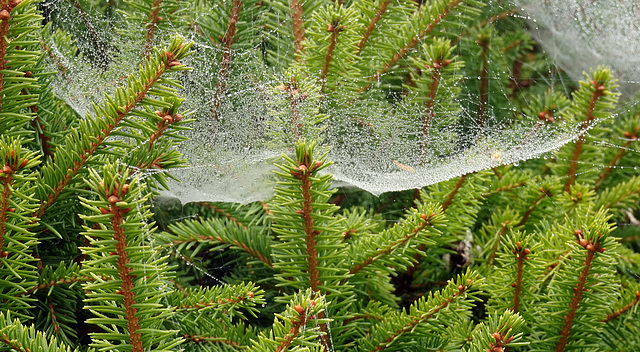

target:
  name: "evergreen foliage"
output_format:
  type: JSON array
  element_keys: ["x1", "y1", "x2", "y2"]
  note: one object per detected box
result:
[{"x1": 0, "y1": 0, "x2": 639, "y2": 352}]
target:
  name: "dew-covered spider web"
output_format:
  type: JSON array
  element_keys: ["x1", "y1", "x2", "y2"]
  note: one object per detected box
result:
[
  {"x1": 40, "y1": 0, "x2": 640, "y2": 203},
  {"x1": 516, "y1": 0, "x2": 640, "y2": 97}
]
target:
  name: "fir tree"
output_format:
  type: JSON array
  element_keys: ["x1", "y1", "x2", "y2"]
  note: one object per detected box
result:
[{"x1": 0, "y1": 1, "x2": 639, "y2": 352}]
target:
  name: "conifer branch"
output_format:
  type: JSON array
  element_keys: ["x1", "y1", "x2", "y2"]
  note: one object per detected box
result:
[
  {"x1": 405, "y1": 175, "x2": 467, "y2": 277},
  {"x1": 35, "y1": 45, "x2": 185, "y2": 219},
  {"x1": 110, "y1": 201, "x2": 143, "y2": 351},
  {"x1": 40, "y1": 39, "x2": 70, "y2": 79},
  {"x1": 355, "y1": 0, "x2": 390, "y2": 54},
  {"x1": 419, "y1": 59, "x2": 448, "y2": 163},
  {"x1": 482, "y1": 182, "x2": 526, "y2": 198},
  {"x1": 487, "y1": 222, "x2": 509, "y2": 266},
  {"x1": 485, "y1": 8, "x2": 517, "y2": 25},
  {"x1": 289, "y1": 87, "x2": 304, "y2": 141},
  {"x1": 564, "y1": 80, "x2": 606, "y2": 192},
  {"x1": 276, "y1": 308, "x2": 311, "y2": 352},
  {"x1": 196, "y1": 202, "x2": 247, "y2": 228},
  {"x1": 148, "y1": 109, "x2": 184, "y2": 149},
  {"x1": 517, "y1": 188, "x2": 550, "y2": 227},
  {"x1": 371, "y1": 279, "x2": 473, "y2": 352},
  {"x1": 361, "y1": 0, "x2": 462, "y2": 92},
  {"x1": 47, "y1": 298, "x2": 61, "y2": 336},
  {"x1": 176, "y1": 291, "x2": 257, "y2": 312},
  {"x1": 556, "y1": 236, "x2": 604, "y2": 352},
  {"x1": 28, "y1": 103, "x2": 54, "y2": 160},
  {"x1": 0, "y1": 170, "x2": 13, "y2": 249},
  {"x1": 595, "y1": 136, "x2": 635, "y2": 189},
  {"x1": 184, "y1": 334, "x2": 246, "y2": 348},
  {"x1": 0, "y1": 0, "x2": 20, "y2": 100},
  {"x1": 18, "y1": 275, "x2": 101, "y2": 297},
  {"x1": 171, "y1": 233, "x2": 273, "y2": 267},
  {"x1": 70, "y1": 0, "x2": 110, "y2": 69},
  {"x1": 0, "y1": 334, "x2": 29, "y2": 352},
  {"x1": 143, "y1": 0, "x2": 163, "y2": 58},
  {"x1": 320, "y1": 19, "x2": 342, "y2": 92},
  {"x1": 290, "y1": 0, "x2": 305, "y2": 57},
  {"x1": 602, "y1": 291, "x2": 640, "y2": 323},
  {"x1": 510, "y1": 243, "x2": 530, "y2": 313},
  {"x1": 477, "y1": 35, "x2": 489, "y2": 130},
  {"x1": 350, "y1": 212, "x2": 434, "y2": 276},
  {"x1": 441, "y1": 173, "x2": 467, "y2": 211},
  {"x1": 210, "y1": 0, "x2": 241, "y2": 126},
  {"x1": 300, "y1": 170, "x2": 321, "y2": 291},
  {"x1": 0, "y1": 151, "x2": 29, "y2": 249}
]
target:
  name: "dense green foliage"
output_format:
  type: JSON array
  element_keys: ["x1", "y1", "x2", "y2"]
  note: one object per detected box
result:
[{"x1": 0, "y1": 0, "x2": 639, "y2": 351}]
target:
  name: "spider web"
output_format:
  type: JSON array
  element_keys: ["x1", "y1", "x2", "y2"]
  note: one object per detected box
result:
[
  {"x1": 515, "y1": 0, "x2": 640, "y2": 96},
  {"x1": 40, "y1": 0, "x2": 630, "y2": 203}
]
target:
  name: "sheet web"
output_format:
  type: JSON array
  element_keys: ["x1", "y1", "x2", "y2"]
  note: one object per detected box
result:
[{"x1": 39, "y1": 0, "x2": 630, "y2": 205}]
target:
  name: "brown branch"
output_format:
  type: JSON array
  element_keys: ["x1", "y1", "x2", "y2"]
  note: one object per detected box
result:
[
  {"x1": 0, "y1": 333, "x2": 30, "y2": 352},
  {"x1": 360, "y1": 0, "x2": 462, "y2": 93},
  {"x1": 0, "y1": 170, "x2": 13, "y2": 250},
  {"x1": 356, "y1": 0, "x2": 391, "y2": 55},
  {"x1": 210, "y1": 0, "x2": 242, "y2": 127},
  {"x1": 349, "y1": 213, "x2": 433, "y2": 276},
  {"x1": 290, "y1": 0, "x2": 305, "y2": 57},
  {"x1": 148, "y1": 111, "x2": 183, "y2": 150},
  {"x1": 0, "y1": 1, "x2": 17, "y2": 104},
  {"x1": 26, "y1": 86, "x2": 54, "y2": 160},
  {"x1": 110, "y1": 202, "x2": 142, "y2": 351},
  {"x1": 176, "y1": 291, "x2": 255, "y2": 311},
  {"x1": 516, "y1": 189, "x2": 550, "y2": 227},
  {"x1": 477, "y1": 36, "x2": 489, "y2": 131},
  {"x1": 419, "y1": 60, "x2": 446, "y2": 164},
  {"x1": 142, "y1": 0, "x2": 163, "y2": 58},
  {"x1": 70, "y1": 0, "x2": 110, "y2": 69},
  {"x1": 171, "y1": 233, "x2": 273, "y2": 268},
  {"x1": 34, "y1": 52, "x2": 176, "y2": 219},
  {"x1": 556, "y1": 245, "x2": 597, "y2": 352},
  {"x1": 485, "y1": 8, "x2": 517, "y2": 25},
  {"x1": 564, "y1": 82, "x2": 606, "y2": 192},
  {"x1": 371, "y1": 281, "x2": 472, "y2": 352},
  {"x1": 403, "y1": 174, "x2": 466, "y2": 278},
  {"x1": 510, "y1": 244, "x2": 530, "y2": 313},
  {"x1": 18, "y1": 275, "x2": 103, "y2": 297},
  {"x1": 320, "y1": 21, "x2": 343, "y2": 92},
  {"x1": 441, "y1": 173, "x2": 467, "y2": 211},
  {"x1": 276, "y1": 309, "x2": 311, "y2": 352},
  {"x1": 488, "y1": 330, "x2": 515, "y2": 352},
  {"x1": 620, "y1": 234, "x2": 640, "y2": 242},
  {"x1": 300, "y1": 171, "x2": 320, "y2": 291},
  {"x1": 196, "y1": 202, "x2": 246, "y2": 229},
  {"x1": 47, "y1": 298, "x2": 61, "y2": 335},
  {"x1": 602, "y1": 291, "x2": 640, "y2": 322},
  {"x1": 184, "y1": 334, "x2": 246, "y2": 347},
  {"x1": 289, "y1": 87, "x2": 304, "y2": 141},
  {"x1": 595, "y1": 139, "x2": 634, "y2": 189},
  {"x1": 0, "y1": 151, "x2": 28, "y2": 251},
  {"x1": 487, "y1": 222, "x2": 510, "y2": 266},
  {"x1": 481, "y1": 182, "x2": 526, "y2": 198},
  {"x1": 39, "y1": 40, "x2": 70, "y2": 79}
]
